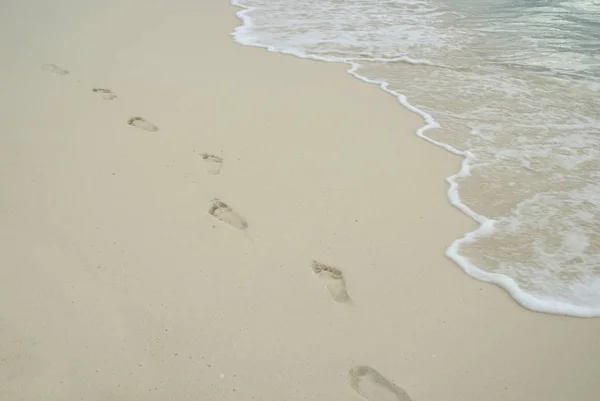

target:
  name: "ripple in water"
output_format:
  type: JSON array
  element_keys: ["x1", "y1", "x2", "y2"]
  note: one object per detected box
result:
[{"x1": 232, "y1": 0, "x2": 600, "y2": 316}]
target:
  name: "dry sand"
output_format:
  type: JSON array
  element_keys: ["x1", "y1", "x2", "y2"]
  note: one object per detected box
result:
[{"x1": 1, "y1": 1, "x2": 599, "y2": 400}]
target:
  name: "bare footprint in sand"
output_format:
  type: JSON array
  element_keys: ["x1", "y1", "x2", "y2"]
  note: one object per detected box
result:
[
  {"x1": 310, "y1": 260, "x2": 350, "y2": 303},
  {"x1": 199, "y1": 153, "x2": 223, "y2": 175},
  {"x1": 208, "y1": 198, "x2": 248, "y2": 230},
  {"x1": 127, "y1": 116, "x2": 158, "y2": 132},
  {"x1": 349, "y1": 366, "x2": 413, "y2": 401},
  {"x1": 92, "y1": 88, "x2": 117, "y2": 100},
  {"x1": 41, "y1": 64, "x2": 69, "y2": 75}
]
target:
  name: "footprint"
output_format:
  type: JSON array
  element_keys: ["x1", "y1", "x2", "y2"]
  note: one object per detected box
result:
[
  {"x1": 208, "y1": 198, "x2": 248, "y2": 230},
  {"x1": 310, "y1": 260, "x2": 350, "y2": 303},
  {"x1": 92, "y1": 88, "x2": 117, "y2": 100},
  {"x1": 41, "y1": 64, "x2": 69, "y2": 75},
  {"x1": 200, "y1": 153, "x2": 223, "y2": 175},
  {"x1": 127, "y1": 116, "x2": 158, "y2": 132},
  {"x1": 348, "y1": 366, "x2": 413, "y2": 401}
]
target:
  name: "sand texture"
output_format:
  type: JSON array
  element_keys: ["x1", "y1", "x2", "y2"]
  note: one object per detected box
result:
[{"x1": 1, "y1": 1, "x2": 599, "y2": 400}]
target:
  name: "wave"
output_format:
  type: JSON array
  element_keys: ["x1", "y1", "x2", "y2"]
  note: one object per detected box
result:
[{"x1": 230, "y1": 0, "x2": 600, "y2": 317}]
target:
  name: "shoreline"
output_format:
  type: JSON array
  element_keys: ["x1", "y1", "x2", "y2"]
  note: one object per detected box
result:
[
  {"x1": 232, "y1": 1, "x2": 600, "y2": 318},
  {"x1": 1, "y1": 1, "x2": 600, "y2": 401}
]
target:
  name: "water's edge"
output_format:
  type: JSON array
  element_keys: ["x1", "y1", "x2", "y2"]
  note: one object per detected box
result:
[{"x1": 230, "y1": 0, "x2": 600, "y2": 317}]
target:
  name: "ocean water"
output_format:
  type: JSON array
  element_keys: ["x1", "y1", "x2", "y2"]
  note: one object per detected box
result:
[{"x1": 231, "y1": 0, "x2": 600, "y2": 317}]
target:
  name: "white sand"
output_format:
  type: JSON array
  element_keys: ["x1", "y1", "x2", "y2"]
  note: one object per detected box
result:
[{"x1": 1, "y1": 1, "x2": 599, "y2": 400}]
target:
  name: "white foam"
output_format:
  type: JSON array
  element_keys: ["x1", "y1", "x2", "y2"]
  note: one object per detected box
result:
[
  {"x1": 448, "y1": 185, "x2": 600, "y2": 317},
  {"x1": 230, "y1": 0, "x2": 600, "y2": 317}
]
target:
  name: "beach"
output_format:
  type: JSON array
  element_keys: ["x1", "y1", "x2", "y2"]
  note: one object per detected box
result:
[{"x1": 1, "y1": 1, "x2": 599, "y2": 400}]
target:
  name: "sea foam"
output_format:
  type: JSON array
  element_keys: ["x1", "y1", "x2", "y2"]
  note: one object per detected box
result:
[{"x1": 231, "y1": 0, "x2": 600, "y2": 317}]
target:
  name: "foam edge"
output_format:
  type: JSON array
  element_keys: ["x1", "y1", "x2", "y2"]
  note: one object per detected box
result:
[{"x1": 230, "y1": 0, "x2": 600, "y2": 318}]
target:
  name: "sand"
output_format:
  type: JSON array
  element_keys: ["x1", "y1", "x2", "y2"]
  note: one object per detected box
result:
[{"x1": 1, "y1": 1, "x2": 599, "y2": 400}]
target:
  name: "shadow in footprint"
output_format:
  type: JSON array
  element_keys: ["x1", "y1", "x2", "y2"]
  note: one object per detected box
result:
[
  {"x1": 127, "y1": 116, "x2": 158, "y2": 132},
  {"x1": 200, "y1": 153, "x2": 223, "y2": 175},
  {"x1": 208, "y1": 198, "x2": 248, "y2": 230},
  {"x1": 93, "y1": 88, "x2": 117, "y2": 100},
  {"x1": 41, "y1": 64, "x2": 69, "y2": 75},
  {"x1": 349, "y1": 366, "x2": 413, "y2": 401},
  {"x1": 310, "y1": 260, "x2": 350, "y2": 303}
]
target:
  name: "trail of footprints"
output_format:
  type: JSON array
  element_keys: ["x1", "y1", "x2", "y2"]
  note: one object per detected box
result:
[
  {"x1": 350, "y1": 366, "x2": 414, "y2": 401},
  {"x1": 127, "y1": 116, "x2": 158, "y2": 132},
  {"x1": 93, "y1": 88, "x2": 118, "y2": 100},
  {"x1": 41, "y1": 62, "x2": 414, "y2": 401},
  {"x1": 200, "y1": 153, "x2": 223, "y2": 175},
  {"x1": 208, "y1": 198, "x2": 247, "y2": 230},
  {"x1": 310, "y1": 260, "x2": 351, "y2": 303}
]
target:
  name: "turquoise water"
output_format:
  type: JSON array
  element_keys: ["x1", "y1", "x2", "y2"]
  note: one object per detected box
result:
[{"x1": 232, "y1": 0, "x2": 600, "y2": 316}]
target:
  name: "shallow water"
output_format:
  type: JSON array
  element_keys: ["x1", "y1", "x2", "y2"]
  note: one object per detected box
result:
[{"x1": 231, "y1": 0, "x2": 600, "y2": 316}]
